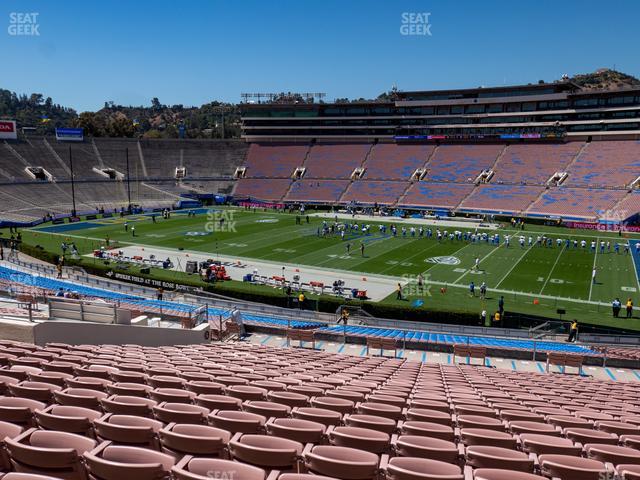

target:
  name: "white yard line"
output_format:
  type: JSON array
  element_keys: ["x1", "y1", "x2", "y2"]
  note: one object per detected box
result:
[
  {"x1": 378, "y1": 240, "x2": 442, "y2": 275},
  {"x1": 495, "y1": 243, "x2": 535, "y2": 289},
  {"x1": 453, "y1": 243, "x2": 503, "y2": 285},
  {"x1": 588, "y1": 236, "x2": 599, "y2": 301},
  {"x1": 629, "y1": 239, "x2": 640, "y2": 295},
  {"x1": 539, "y1": 244, "x2": 567, "y2": 295}
]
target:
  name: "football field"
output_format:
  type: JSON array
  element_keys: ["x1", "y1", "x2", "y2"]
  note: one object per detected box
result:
[{"x1": 20, "y1": 208, "x2": 640, "y2": 329}]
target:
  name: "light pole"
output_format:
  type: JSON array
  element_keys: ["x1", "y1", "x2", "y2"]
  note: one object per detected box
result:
[
  {"x1": 125, "y1": 148, "x2": 132, "y2": 213},
  {"x1": 212, "y1": 106, "x2": 233, "y2": 139},
  {"x1": 68, "y1": 146, "x2": 77, "y2": 217}
]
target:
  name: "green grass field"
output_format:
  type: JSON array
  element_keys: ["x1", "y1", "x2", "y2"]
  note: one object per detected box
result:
[{"x1": 15, "y1": 207, "x2": 640, "y2": 330}]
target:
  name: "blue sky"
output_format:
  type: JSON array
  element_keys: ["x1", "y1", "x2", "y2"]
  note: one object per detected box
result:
[{"x1": 2, "y1": 0, "x2": 639, "y2": 112}]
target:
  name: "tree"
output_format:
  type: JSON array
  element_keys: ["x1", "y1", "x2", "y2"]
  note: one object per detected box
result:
[
  {"x1": 73, "y1": 112, "x2": 106, "y2": 137},
  {"x1": 106, "y1": 113, "x2": 135, "y2": 137},
  {"x1": 143, "y1": 129, "x2": 162, "y2": 139},
  {"x1": 29, "y1": 93, "x2": 43, "y2": 105},
  {"x1": 163, "y1": 124, "x2": 179, "y2": 138}
]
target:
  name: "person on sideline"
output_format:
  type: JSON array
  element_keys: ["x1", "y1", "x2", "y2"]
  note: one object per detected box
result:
[
  {"x1": 567, "y1": 320, "x2": 578, "y2": 343},
  {"x1": 612, "y1": 298, "x2": 622, "y2": 318}
]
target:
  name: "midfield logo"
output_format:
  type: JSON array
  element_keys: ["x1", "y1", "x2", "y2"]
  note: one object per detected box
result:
[{"x1": 425, "y1": 256, "x2": 460, "y2": 265}]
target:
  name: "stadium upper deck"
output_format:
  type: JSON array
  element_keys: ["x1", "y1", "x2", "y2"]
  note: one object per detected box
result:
[{"x1": 240, "y1": 82, "x2": 640, "y2": 140}]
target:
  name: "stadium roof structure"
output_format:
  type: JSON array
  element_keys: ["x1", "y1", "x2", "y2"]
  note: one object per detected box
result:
[
  {"x1": 395, "y1": 81, "x2": 581, "y2": 101},
  {"x1": 240, "y1": 79, "x2": 640, "y2": 140}
]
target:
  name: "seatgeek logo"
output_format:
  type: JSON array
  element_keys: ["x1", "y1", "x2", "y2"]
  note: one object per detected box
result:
[
  {"x1": 8, "y1": 12, "x2": 40, "y2": 36},
  {"x1": 400, "y1": 12, "x2": 432, "y2": 36}
]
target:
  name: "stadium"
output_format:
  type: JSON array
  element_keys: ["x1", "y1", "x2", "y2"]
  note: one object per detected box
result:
[{"x1": 1, "y1": 2, "x2": 640, "y2": 480}]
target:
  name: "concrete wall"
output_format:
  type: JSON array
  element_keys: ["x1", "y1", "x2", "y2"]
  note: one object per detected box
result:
[
  {"x1": 33, "y1": 321, "x2": 210, "y2": 347},
  {"x1": 0, "y1": 319, "x2": 35, "y2": 343}
]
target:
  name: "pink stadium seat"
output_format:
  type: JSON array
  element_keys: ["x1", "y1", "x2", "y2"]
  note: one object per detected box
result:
[
  {"x1": 392, "y1": 435, "x2": 458, "y2": 463},
  {"x1": 208, "y1": 410, "x2": 266, "y2": 434},
  {"x1": 34, "y1": 405, "x2": 101, "y2": 435},
  {"x1": 84, "y1": 442, "x2": 175, "y2": 480},
  {"x1": 6, "y1": 428, "x2": 96, "y2": 480},
  {"x1": 93, "y1": 414, "x2": 162, "y2": 448},
  {"x1": 327, "y1": 426, "x2": 389, "y2": 454},
  {"x1": 382, "y1": 457, "x2": 463, "y2": 480},
  {"x1": 304, "y1": 445, "x2": 379, "y2": 480},
  {"x1": 0, "y1": 421, "x2": 23, "y2": 470},
  {"x1": 159, "y1": 423, "x2": 231, "y2": 457},
  {"x1": 228, "y1": 434, "x2": 303, "y2": 470},
  {"x1": 0, "y1": 397, "x2": 45, "y2": 426},
  {"x1": 538, "y1": 454, "x2": 608, "y2": 480},
  {"x1": 172, "y1": 456, "x2": 266, "y2": 480},
  {"x1": 266, "y1": 417, "x2": 325, "y2": 444},
  {"x1": 152, "y1": 402, "x2": 209, "y2": 424},
  {"x1": 100, "y1": 395, "x2": 157, "y2": 417},
  {"x1": 465, "y1": 446, "x2": 534, "y2": 473},
  {"x1": 459, "y1": 429, "x2": 517, "y2": 449}
]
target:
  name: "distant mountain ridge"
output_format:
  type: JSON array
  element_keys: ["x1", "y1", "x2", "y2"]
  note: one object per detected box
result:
[{"x1": 567, "y1": 68, "x2": 640, "y2": 91}]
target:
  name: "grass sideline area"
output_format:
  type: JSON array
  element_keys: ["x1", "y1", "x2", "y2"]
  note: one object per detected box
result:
[{"x1": 9, "y1": 207, "x2": 640, "y2": 332}]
